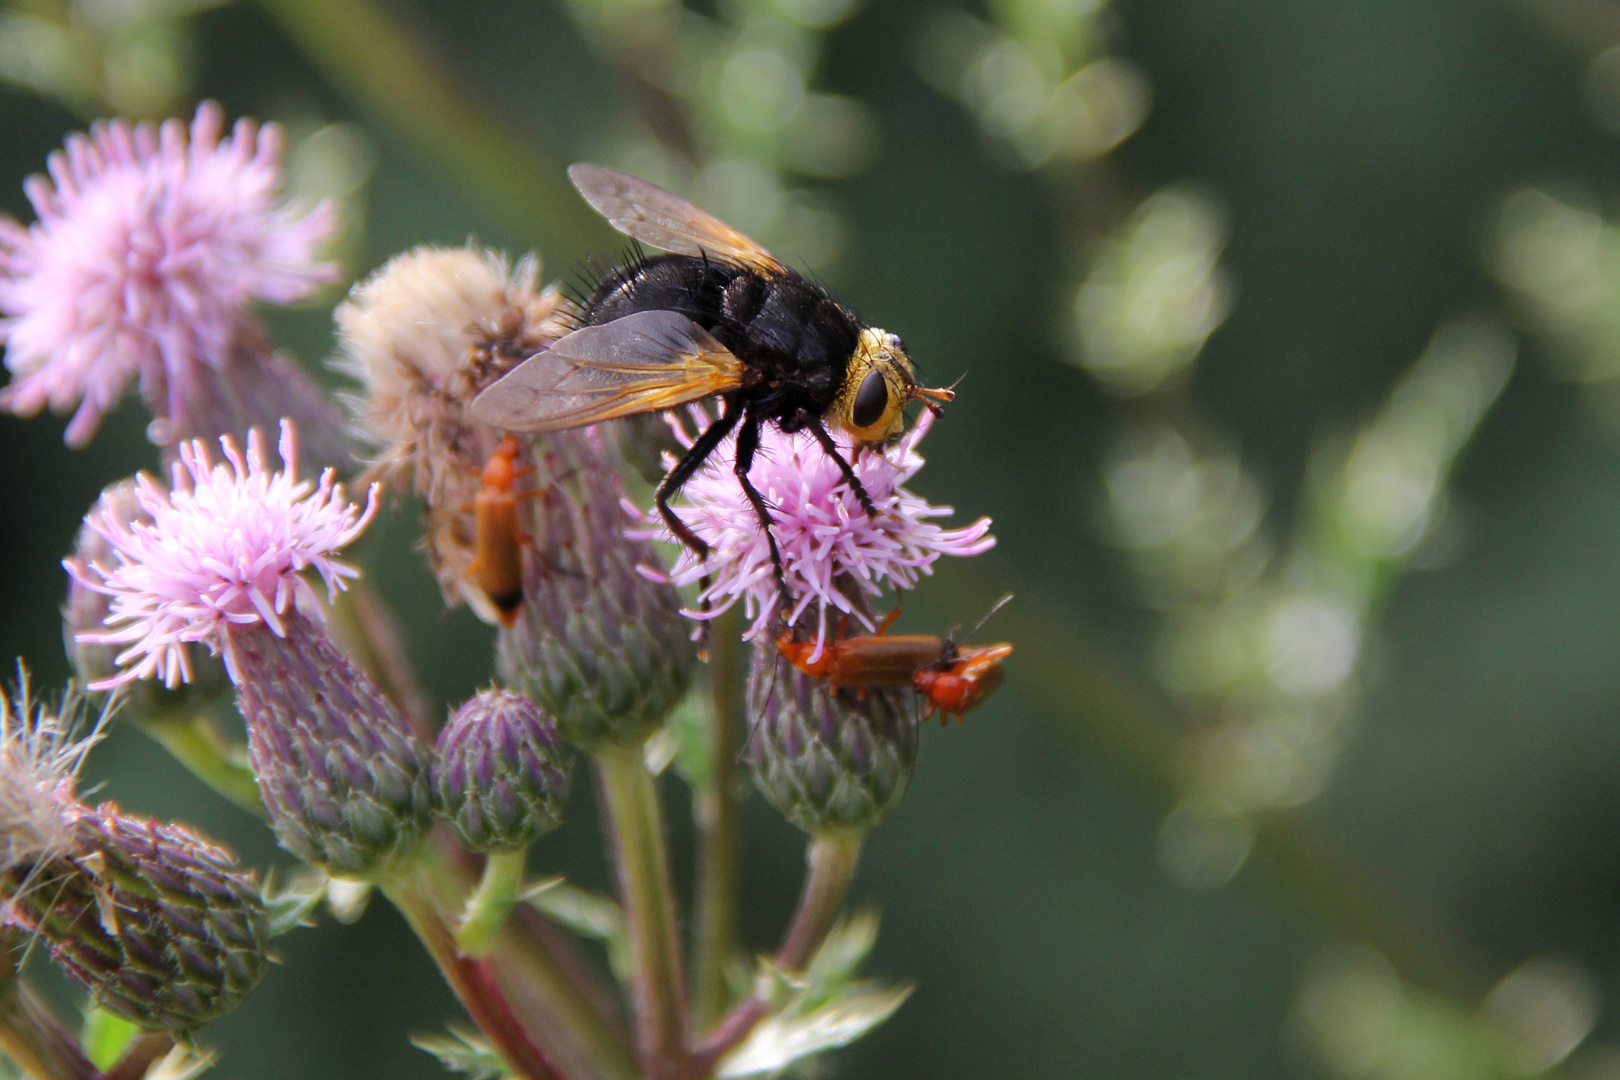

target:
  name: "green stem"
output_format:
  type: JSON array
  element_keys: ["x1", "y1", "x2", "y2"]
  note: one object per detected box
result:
[
  {"x1": 775, "y1": 833, "x2": 862, "y2": 971},
  {"x1": 141, "y1": 714, "x2": 265, "y2": 816},
  {"x1": 596, "y1": 743, "x2": 689, "y2": 1080},
  {"x1": 692, "y1": 607, "x2": 744, "y2": 1032},
  {"x1": 457, "y1": 848, "x2": 531, "y2": 957},
  {"x1": 690, "y1": 833, "x2": 863, "y2": 1077},
  {"x1": 254, "y1": 0, "x2": 609, "y2": 255}
]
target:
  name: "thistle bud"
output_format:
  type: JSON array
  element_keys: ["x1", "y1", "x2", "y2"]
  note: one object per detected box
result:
[
  {"x1": 224, "y1": 614, "x2": 433, "y2": 876},
  {"x1": 746, "y1": 640, "x2": 919, "y2": 836},
  {"x1": 495, "y1": 430, "x2": 695, "y2": 748},
  {"x1": 0, "y1": 676, "x2": 268, "y2": 1030},
  {"x1": 11, "y1": 807, "x2": 271, "y2": 1031},
  {"x1": 433, "y1": 689, "x2": 571, "y2": 853}
]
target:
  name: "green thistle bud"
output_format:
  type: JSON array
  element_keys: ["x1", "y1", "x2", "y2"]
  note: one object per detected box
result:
[
  {"x1": 433, "y1": 689, "x2": 571, "y2": 852},
  {"x1": 496, "y1": 431, "x2": 695, "y2": 748},
  {"x1": 225, "y1": 615, "x2": 434, "y2": 877},
  {"x1": 746, "y1": 641, "x2": 920, "y2": 836},
  {"x1": 10, "y1": 807, "x2": 271, "y2": 1031}
]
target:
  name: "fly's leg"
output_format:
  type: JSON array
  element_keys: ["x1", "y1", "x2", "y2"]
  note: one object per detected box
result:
[
  {"x1": 656, "y1": 402, "x2": 742, "y2": 612},
  {"x1": 809, "y1": 421, "x2": 878, "y2": 518},
  {"x1": 733, "y1": 414, "x2": 792, "y2": 620}
]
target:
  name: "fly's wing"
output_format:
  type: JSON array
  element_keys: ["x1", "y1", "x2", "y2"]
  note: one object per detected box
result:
[
  {"x1": 569, "y1": 164, "x2": 788, "y2": 277},
  {"x1": 470, "y1": 309, "x2": 745, "y2": 433}
]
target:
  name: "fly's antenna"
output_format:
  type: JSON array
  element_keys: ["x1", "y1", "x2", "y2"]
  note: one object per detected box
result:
[{"x1": 911, "y1": 374, "x2": 963, "y2": 417}]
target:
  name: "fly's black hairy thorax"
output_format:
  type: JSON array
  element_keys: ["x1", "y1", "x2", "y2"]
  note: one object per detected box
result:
[{"x1": 580, "y1": 253, "x2": 863, "y2": 430}]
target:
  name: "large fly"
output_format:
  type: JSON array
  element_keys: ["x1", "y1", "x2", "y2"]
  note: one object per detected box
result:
[{"x1": 470, "y1": 165, "x2": 953, "y2": 615}]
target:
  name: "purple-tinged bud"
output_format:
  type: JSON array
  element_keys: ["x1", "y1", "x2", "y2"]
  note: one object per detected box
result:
[
  {"x1": 746, "y1": 602, "x2": 920, "y2": 836},
  {"x1": 433, "y1": 689, "x2": 571, "y2": 853},
  {"x1": 65, "y1": 423, "x2": 429, "y2": 875},
  {"x1": 224, "y1": 614, "x2": 433, "y2": 876},
  {"x1": 9, "y1": 806, "x2": 271, "y2": 1031},
  {"x1": 496, "y1": 431, "x2": 695, "y2": 749},
  {"x1": 0, "y1": 676, "x2": 268, "y2": 1030}
]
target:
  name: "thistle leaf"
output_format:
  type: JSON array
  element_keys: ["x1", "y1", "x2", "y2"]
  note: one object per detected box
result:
[
  {"x1": 412, "y1": 1027, "x2": 508, "y2": 1080},
  {"x1": 523, "y1": 879, "x2": 630, "y2": 981},
  {"x1": 263, "y1": 872, "x2": 327, "y2": 936},
  {"x1": 717, "y1": 981, "x2": 914, "y2": 1078},
  {"x1": 81, "y1": 1007, "x2": 138, "y2": 1070}
]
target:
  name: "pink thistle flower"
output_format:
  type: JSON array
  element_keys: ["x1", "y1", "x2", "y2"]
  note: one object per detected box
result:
[
  {"x1": 630, "y1": 408, "x2": 995, "y2": 645},
  {"x1": 0, "y1": 102, "x2": 337, "y2": 445},
  {"x1": 68, "y1": 420, "x2": 378, "y2": 690}
]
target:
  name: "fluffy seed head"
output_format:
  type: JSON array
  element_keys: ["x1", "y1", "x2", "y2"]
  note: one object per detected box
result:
[
  {"x1": 334, "y1": 245, "x2": 570, "y2": 502},
  {"x1": 632, "y1": 408, "x2": 995, "y2": 646},
  {"x1": 0, "y1": 102, "x2": 337, "y2": 445},
  {"x1": 0, "y1": 670, "x2": 103, "y2": 877},
  {"x1": 68, "y1": 420, "x2": 378, "y2": 690},
  {"x1": 333, "y1": 245, "x2": 572, "y2": 613}
]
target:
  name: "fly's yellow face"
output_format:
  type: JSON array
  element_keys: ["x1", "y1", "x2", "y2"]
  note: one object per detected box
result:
[{"x1": 834, "y1": 329, "x2": 916, "y2": 444}]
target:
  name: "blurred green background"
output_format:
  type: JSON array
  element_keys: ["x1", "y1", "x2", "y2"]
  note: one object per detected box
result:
[{"x1": 7, "y1": 0, "x2": 1620, "y2": 1077}]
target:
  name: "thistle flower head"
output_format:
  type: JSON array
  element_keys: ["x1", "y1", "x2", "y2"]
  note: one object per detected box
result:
[
  {"x1": 69, "y1": 419, "x2": 378, "y2": 690},
  {"x1": 632, "y1": 408, "x2": 995, "y2": 645},
  {"x1": 0, "y1": 102, "x2": 337, "y2": 445}
]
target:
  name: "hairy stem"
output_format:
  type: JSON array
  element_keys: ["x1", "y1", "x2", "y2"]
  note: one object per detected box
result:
[
  {"x1": 692, "y1": 608, "x2": 745, "y2": 1032},
  {"x1": 596, "y1": 744, "x2": 689, "y2": 1080},
  {"x1": 457, "y1": 848, "x2": 531, "y2": 957},
  {"x1": 419, "y1": 846, "x2": 640, "y2": 1080},
  {"x1": 691, "y1": 833, "x2": 864, "y2": 1076},
  {"x1": 775, "y1": 833, "x2": 862, "y2": 970}
]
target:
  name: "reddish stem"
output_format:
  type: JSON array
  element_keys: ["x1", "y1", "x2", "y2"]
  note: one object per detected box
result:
[{"x1": 391, "y1": 884, "x2": 566, "y2": 1080}]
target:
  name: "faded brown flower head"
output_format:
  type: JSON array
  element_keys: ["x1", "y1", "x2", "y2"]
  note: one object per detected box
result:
[{"x1": 333, "y1": 246, "x2": 574, "y2": 615}]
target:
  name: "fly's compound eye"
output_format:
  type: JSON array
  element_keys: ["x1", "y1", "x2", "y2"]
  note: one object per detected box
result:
[{"x1": 852, "y1": 369, "x2": 891, "y2": 430}]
